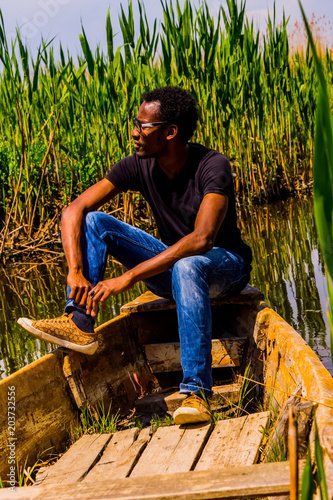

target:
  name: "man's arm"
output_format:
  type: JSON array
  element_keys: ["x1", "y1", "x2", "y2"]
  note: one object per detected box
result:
[
  {"x1": 86, "y1": 192, "x2": 228, "y2": 316},
  {"x1": 61, "y1": 178, "x2": 120, "y2": 307}
]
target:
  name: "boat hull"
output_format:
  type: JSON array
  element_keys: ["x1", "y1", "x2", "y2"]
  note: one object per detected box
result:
[{"x1": 1, "y1": 287, "x2": 333, "y2": 494}]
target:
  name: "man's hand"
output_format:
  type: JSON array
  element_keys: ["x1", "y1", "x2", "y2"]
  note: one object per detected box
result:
[
  {"x1": 68, "y1": 271, "x2": 93, "y2": 308},
  {"x1": 86, "y1": 274, "x2": 133, "y2": 317}
]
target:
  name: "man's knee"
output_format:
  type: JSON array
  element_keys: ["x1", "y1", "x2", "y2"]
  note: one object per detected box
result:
[
  {"x1": 84, "y1": 210, "x2": 102, "y2": 225},
  {"x1": 84, "y1": 211, "x2": 115, "y2": 231},
  {"x1": 173, "y1": 256, "x2": 205, "y2": 281},
  {"x1": 172, "y1": 257, "x2": 209, "y2": 301}
]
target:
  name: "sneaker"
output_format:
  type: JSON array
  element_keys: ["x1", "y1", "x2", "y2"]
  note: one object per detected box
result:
[
  {"x1": 17, "y1": 313, "x2": 98, "y2": 355},
  {"x1": 173, "y1": 393, "x2": 213, "y2": 425}
]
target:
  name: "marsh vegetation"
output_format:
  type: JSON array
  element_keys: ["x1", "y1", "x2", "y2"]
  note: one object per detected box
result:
[{"x1": 0, "y1": 0, "x2": 332, "y2": 259}]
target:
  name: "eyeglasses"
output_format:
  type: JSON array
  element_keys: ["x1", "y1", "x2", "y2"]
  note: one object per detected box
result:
[{"x1": 133, "y1": 117, "x2": 167, "y2": 133}]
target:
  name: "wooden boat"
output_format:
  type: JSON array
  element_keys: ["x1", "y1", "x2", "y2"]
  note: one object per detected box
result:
[{"x1": 1, "y1": 284, "x2": 333, "y2": 499}]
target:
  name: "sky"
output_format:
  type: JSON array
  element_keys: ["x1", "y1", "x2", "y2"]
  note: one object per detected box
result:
[{"x1": 0, "y1": 0, "x2": 332, "y2": 60}]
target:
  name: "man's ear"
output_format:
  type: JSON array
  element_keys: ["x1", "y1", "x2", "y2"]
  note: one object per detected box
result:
[{"x1": 166, "y1": 124, "x2": 178, "y2": 140}]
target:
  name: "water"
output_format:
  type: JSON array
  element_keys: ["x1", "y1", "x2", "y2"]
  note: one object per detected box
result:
[
  {"x1": 0, "y1": 195, "x2": 332, "y2": 380},
  {"x1": 241, "y1": 196, "x2": 333, "y2": 376}
]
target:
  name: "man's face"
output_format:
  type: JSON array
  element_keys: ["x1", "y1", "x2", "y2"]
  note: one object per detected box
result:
[{"x1": 132, "y1": 101, "x2": 168, "y2": 158}]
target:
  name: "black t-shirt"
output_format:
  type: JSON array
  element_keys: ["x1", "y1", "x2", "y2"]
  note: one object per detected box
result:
[{"x1": 105, "y1": 143, "x2": 252, "y2": 265}]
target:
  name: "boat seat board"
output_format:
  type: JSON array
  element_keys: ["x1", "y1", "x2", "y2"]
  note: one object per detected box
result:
[
  {"x1": 130, "y1": 422, "x2": 213, "y2": 477},
  {"x1": 7, "y1": 460, "x2": 305, "y2": 500},
  {"x1": 34, "y1": 433, "x2": 112, "y2": 486},
  {"x1": 120, "y1": 284, "x2": 264, "y2": 313},
  {"x1": 144, "y1": 337, "x2": 247, "y2": 373},
  {"x1": 195, "y1": 411, "x2": 270, "y2": 470},
  {"x1": 84, "y1": 427, "x2": 152, "y2": 482},
  {"x1": 135, "y1": 383, "x2": 242, "y2": 414}
]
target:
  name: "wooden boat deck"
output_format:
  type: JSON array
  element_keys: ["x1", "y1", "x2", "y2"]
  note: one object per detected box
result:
[
  {"x1": 34, "y1": 410, "x2": 269, "y2": 486},
  {"x1": 33, "y1": 412, "x2": 268, "y2": 485},
  {"x1": 5, "y1": 408, "x2": 307, "y2": 500}
]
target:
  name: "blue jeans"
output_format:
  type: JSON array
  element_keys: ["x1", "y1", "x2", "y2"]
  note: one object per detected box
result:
[{"x1": 66, "y1": 212, "x2": 251, "y2": 397}]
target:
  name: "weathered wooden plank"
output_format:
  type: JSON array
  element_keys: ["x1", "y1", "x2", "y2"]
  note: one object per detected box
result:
[
  {"x1": 160, "y1": 423, "x2": 213, "y2": 475},
  {"x1": 120, "y1": 285, "x2": 264, "y2": 313},
  {"x1": 131, "y1": 423, "x2": 212, "y2": 477},
  {"x1": 130, "y1": 425, "x2": 184, "y2": 477},
  {"x1": 5, "y1": 460, "x2": 305, "y2": 500},
  {"x1": 264, "y1": 396, "x2": 314, "y2": 462},
  {"x1": 195, "y1": 411, "x2": 269, "y2": 470},
  {"x1": 84, "y1": 427, "x2": 151, "y2": 481},
  {"x1": 135, "y1": 383, "x2": 241, "y2": 414},
  {"x1": 211, "y1": 338, "x2": 246, "y2": 367},
  {"x1": 0, "y1": 351, "x2": 78, "y2": 481},
  {"x1": 76, "y1": 312, "x2": 156, "y2": 411},
  {"x1": 34, "y1": 434, "x2": 112, "y2": 485},
  {"x1": 144, "y1": 338, "x2": 247, "y2": 373}
]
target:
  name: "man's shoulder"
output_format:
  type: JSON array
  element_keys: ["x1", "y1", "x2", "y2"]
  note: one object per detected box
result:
[
  {"x1": 189, "y1": 142, "x2": 227, "y2": 158},
  {"x1": 115, "y1": 153, "x2": 139, "y2": 166},
  {"x1": 189, "y1": 143, "x2": 229, "y2": 166},
  {"x1": 106, "y1": 154, "x2": 142, "y2": 184},
  {"x1": 112, "y1": 153, "x2": 155, "y2": 171}
]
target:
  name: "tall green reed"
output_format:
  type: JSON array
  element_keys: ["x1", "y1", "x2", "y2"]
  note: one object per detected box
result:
[
  {"x1": 0, "y1": 0, "x2": 332, "y2": 258},
  {"x1": 298, "y1": 2, "x2": 332, "y2": 498},
  {"x1": 299, "y1": 1, "x2": 333, "y2": 364}
]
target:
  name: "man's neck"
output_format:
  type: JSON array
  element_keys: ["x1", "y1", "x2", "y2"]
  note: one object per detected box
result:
[{"x1": 157, "y1": 143, "x2": 190, "y2": 180}]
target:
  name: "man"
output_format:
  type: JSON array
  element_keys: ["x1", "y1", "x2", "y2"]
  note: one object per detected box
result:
[{"x1": 18, "y1": 86, "x2": 252, "y2": 425}]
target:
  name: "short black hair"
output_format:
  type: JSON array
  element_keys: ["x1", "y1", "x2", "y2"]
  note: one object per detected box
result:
[{"x1": 142, "y1": 86, "x2": 198, "y2": 144}]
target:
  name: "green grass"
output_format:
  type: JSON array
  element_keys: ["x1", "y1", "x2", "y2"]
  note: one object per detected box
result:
[
  {"x1": 150, "y1": 413, "x2": 174, "y2": 432},
  {"x1": 68, "y1": 400, "x2": 120, "y2": 443},
  {"x1": 0, "y1": 448, "x2": 57, "y2": 488}
]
